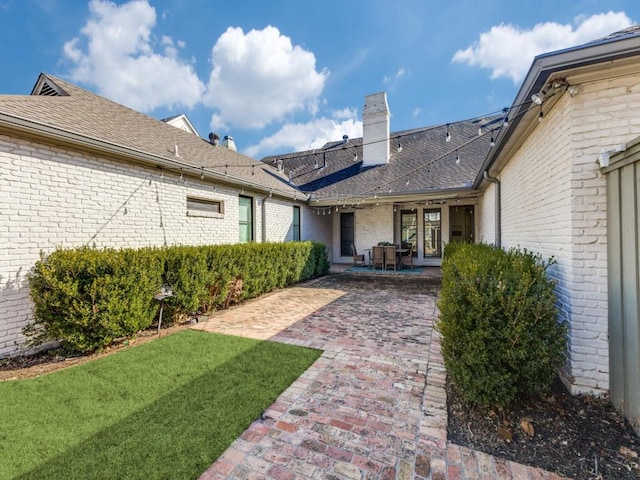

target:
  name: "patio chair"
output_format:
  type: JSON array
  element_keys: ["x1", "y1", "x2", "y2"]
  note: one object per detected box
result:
[
  {"x1": 401, "y1": 243, "x2": 415, "y2": 270},
  {"x1": 351, "y1": 244, "x2": 366, "y2": 267},
  {"x1": 372, "y1": 246, "x2": 384, "y2": 270},
  {"x1": 384, "y1": 245, "x2": 398, "y2": 271}
]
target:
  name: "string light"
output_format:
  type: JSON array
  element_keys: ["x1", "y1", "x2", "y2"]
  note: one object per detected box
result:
[
  {"x1": 274, "y1": 95, "x2": 544, "y2": 203},
  {"x1": 200, "y1": 167, "x2": 205, "y2": 180},
  {"x1": 445, "y1": 124, "x2": 451, "y2": 142},
  {"x1": 353, "y1": 152, "x2": 359, "y2": 162}
]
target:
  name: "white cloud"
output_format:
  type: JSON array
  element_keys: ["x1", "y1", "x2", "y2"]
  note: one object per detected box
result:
[
  {"x1": 383, "y1": 67, "x2": 407, "y2": 85},
  {"x1": 63, "y1": 0, "x2": 205, "y2": 112},
  {"x1": 204, "y1": 26, "x2": 329, "y2": 130},
  {"x1": 452, "y1": 11, "x2": 634, "y2": 83},
  {"x1": 244, "y1": 116, "x2": 363, "y2": 158},
  {"x1": 332, "y1": 107, "x2": 358, "y2": 120}
]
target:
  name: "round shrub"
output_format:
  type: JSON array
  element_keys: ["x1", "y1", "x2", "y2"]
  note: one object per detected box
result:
[{"x1": 436, "y1": 243, "x2": 567, "y2": 408}]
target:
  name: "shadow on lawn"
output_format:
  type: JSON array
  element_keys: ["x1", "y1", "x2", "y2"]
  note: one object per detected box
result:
[{"x1": 14, "y1": 334, "x2": 321, "y2": 480}]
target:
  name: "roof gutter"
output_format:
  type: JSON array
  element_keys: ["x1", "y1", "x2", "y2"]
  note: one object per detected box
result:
[
  {"x1": 308, "y1": 186, "x2": 478, "y2": 207},
  {"x1": 473, "y1": 32, "x2": 640, "y2": 188},
  {"x1": 0, "y1": 112, "x2": 305, "y2": 201}
]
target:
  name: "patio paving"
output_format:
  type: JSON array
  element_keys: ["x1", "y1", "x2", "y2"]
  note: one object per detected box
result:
[{"x1": 194, "y1": 273, "x2": 569, "y2": 480}]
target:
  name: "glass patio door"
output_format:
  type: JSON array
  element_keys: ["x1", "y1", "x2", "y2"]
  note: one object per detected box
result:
[
  {"x1": 340, "y1": 212, "x2": 354, "y2": 256},
  {"x1": 401, "y1": 210, "x2": 417, "y2": 255},
  {"x1": 424, "y1": 209, "x2": 441, "y2": 257}
]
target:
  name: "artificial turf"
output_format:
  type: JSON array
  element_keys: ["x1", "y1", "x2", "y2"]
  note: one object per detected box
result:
[{"x1": 0, "y1": 330, "x2": 322, "y2": 479}]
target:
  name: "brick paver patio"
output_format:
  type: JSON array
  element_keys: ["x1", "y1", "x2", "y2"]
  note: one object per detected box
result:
[{"x1": 194, "y1": 272, "x2": 569, "y2": 480}]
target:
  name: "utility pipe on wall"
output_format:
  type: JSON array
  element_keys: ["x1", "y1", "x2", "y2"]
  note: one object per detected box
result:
[{"x1": 483, "y1": 171, "x2": 501, "y2": 248}]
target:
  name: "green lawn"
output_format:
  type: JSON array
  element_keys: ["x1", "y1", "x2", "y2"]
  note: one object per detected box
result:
[{"x1": 0, "y1": 330, "x2": 322, "y2": 480}]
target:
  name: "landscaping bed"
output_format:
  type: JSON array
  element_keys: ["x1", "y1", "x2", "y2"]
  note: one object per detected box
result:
[{"x1": 447, "y1": 376, "x2": 640, "y2": 479}]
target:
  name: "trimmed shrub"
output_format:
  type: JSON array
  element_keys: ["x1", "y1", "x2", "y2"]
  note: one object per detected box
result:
[
  {"x1": 26, "y1": 247, "x2": 163, "y2": 354},
  {"x1": 436, "y1": 242, "x2": 567, "y2": 408},
  {"x1": 26, "y1": 241, "x2": 329, "y2": 354}
]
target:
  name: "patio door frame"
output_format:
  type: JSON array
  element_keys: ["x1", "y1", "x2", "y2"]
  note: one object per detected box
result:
[{"x1": 340, "y1": 212, "x2": 355, "y2": 257}]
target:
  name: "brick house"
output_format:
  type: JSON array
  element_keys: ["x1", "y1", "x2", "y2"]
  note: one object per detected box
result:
[
  {"x1": 477, "y1": 26, "x2": 640, "y2": 432},
  {"x1": 2, "y1": 27, "x2": 640, "y2": 432},
  {"x1": 262, "y1": 92, "x2": 498, "y2": 266},
  {"x1": 264, "y1": 27, "x2": 640, "y2": 431},
  {"x1": 0, "y1": 73, "x2": 304, "y2": 357}
]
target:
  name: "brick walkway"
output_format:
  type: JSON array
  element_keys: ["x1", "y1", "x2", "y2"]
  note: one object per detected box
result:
[{"x1": 194, "y1": 273, "x2": 569, "y2": 480}]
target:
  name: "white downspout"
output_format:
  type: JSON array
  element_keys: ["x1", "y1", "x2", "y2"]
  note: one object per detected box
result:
[
  {"x1": 261, "y1": 196, "x2": 268, "y2": 243},
  {"x1": 483, "y1": 171, "x2": 501, "y2": 248}
]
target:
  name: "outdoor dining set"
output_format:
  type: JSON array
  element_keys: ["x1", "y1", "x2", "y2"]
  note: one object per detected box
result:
[{"x1": 351, "y1": 243, "x2": 415, "y2": 270}]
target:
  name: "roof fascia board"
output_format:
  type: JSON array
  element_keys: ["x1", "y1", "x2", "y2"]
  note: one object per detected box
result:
[
  {"x1": 0, "y1": 112, "x2": 303, "y2": 200},
  {"x1": 309, "y1": 187, "x2": 477, "y2": 206},
  {"x1": 473, "y1": 34, "x2": 640, "y2": 188}
]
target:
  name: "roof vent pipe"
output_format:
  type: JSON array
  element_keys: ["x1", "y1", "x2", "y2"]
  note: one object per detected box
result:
[
  {"x1": 483, "y1": 171, "x2": 501, "y2": 248},
  {"x1": 222, "y1": 135, "x2": 237, "y2": 151},
  {"x1": 208, "y1": 132, "x2": 220, "y2": 146}
]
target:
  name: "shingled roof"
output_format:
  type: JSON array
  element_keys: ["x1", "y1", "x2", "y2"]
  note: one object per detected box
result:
[
  {"x1": 0, "y1": 73, "x2": 298, "y2": 198},
  {"x1": 262, "y1": 115, "x2": 501, "y2": 203}
]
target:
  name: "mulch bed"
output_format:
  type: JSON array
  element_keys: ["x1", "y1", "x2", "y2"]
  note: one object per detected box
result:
[{"x1": 447, "y1": 376, "x2": 640, "y2": 479}]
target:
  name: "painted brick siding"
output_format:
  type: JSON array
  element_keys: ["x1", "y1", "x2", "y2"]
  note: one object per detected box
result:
[
  {"x1": 304, "y1": 208, "x2": 333, "y2": 259},
  {"x1": 330, "y1": 205, "x2": 394, "y2": 263},
  {"x1": 482, "y1": 73, "x2": 640, "y2": 395},
  {"x1": 262, "y1": 198, "x2": 295, "y2": 242},
  {"x1": 477, "y1": 183, "x2": 496, "y2": 245},
  {"x1": 0, "y1": 134, "x2": 294, "y2": 356},
  {"x1": 564, "y1": 75, "x2": 640, "y2": 393}
]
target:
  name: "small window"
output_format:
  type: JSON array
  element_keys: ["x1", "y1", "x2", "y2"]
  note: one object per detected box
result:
[{"x1": 186, "y1": 196, "x2": 224, "y2": 218}]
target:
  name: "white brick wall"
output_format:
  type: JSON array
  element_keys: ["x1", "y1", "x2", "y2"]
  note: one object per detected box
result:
[
  {"x1": 480, "y1": 73, "x2": 640, "y2": 395},
  {"x1": 0, "y1": 134, "x2": 296, "y2": 356},
  {"x1": 478, "y1": 183, "x2": 496, "y2": 245},
  {"x1": 303, "y1": 206, "x2": 333, "y2": 258}
]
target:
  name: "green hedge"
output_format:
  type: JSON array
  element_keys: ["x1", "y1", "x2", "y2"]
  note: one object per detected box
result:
[
  {"x1": 25, "y1": 241, "x2": 329, "y2": 354},
  {"x1": 436, "y1": 242, "x2": 567, "y2": 408}
]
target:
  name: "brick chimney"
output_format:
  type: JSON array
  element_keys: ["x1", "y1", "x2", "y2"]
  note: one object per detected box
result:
[{"x1": 362, "y1": 92, "x2": 389, "y2": 167}]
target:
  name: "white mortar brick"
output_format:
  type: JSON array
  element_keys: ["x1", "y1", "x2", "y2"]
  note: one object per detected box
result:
[
  {"x1": 481, "y1": 74, "x2": 640, "y2": 395},
  {"x1": 0, "y1": 134, "x2": 298, "y2": 356}
]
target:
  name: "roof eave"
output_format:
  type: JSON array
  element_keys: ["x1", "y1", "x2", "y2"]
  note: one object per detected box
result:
[
  {"x1": 0, "y1": 112, "x2": 305, "y2": 200},
  {"x1": 309, "y1": 185, "x2": 477, "y2": 206},
  {"x1": 473, "y1": 32, "x2": 640, "y2": 188}
]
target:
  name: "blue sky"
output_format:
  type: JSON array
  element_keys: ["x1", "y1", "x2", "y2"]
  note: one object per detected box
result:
[{"x1": 1, "y1": 0, "x2": 638, "y2": 158}]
